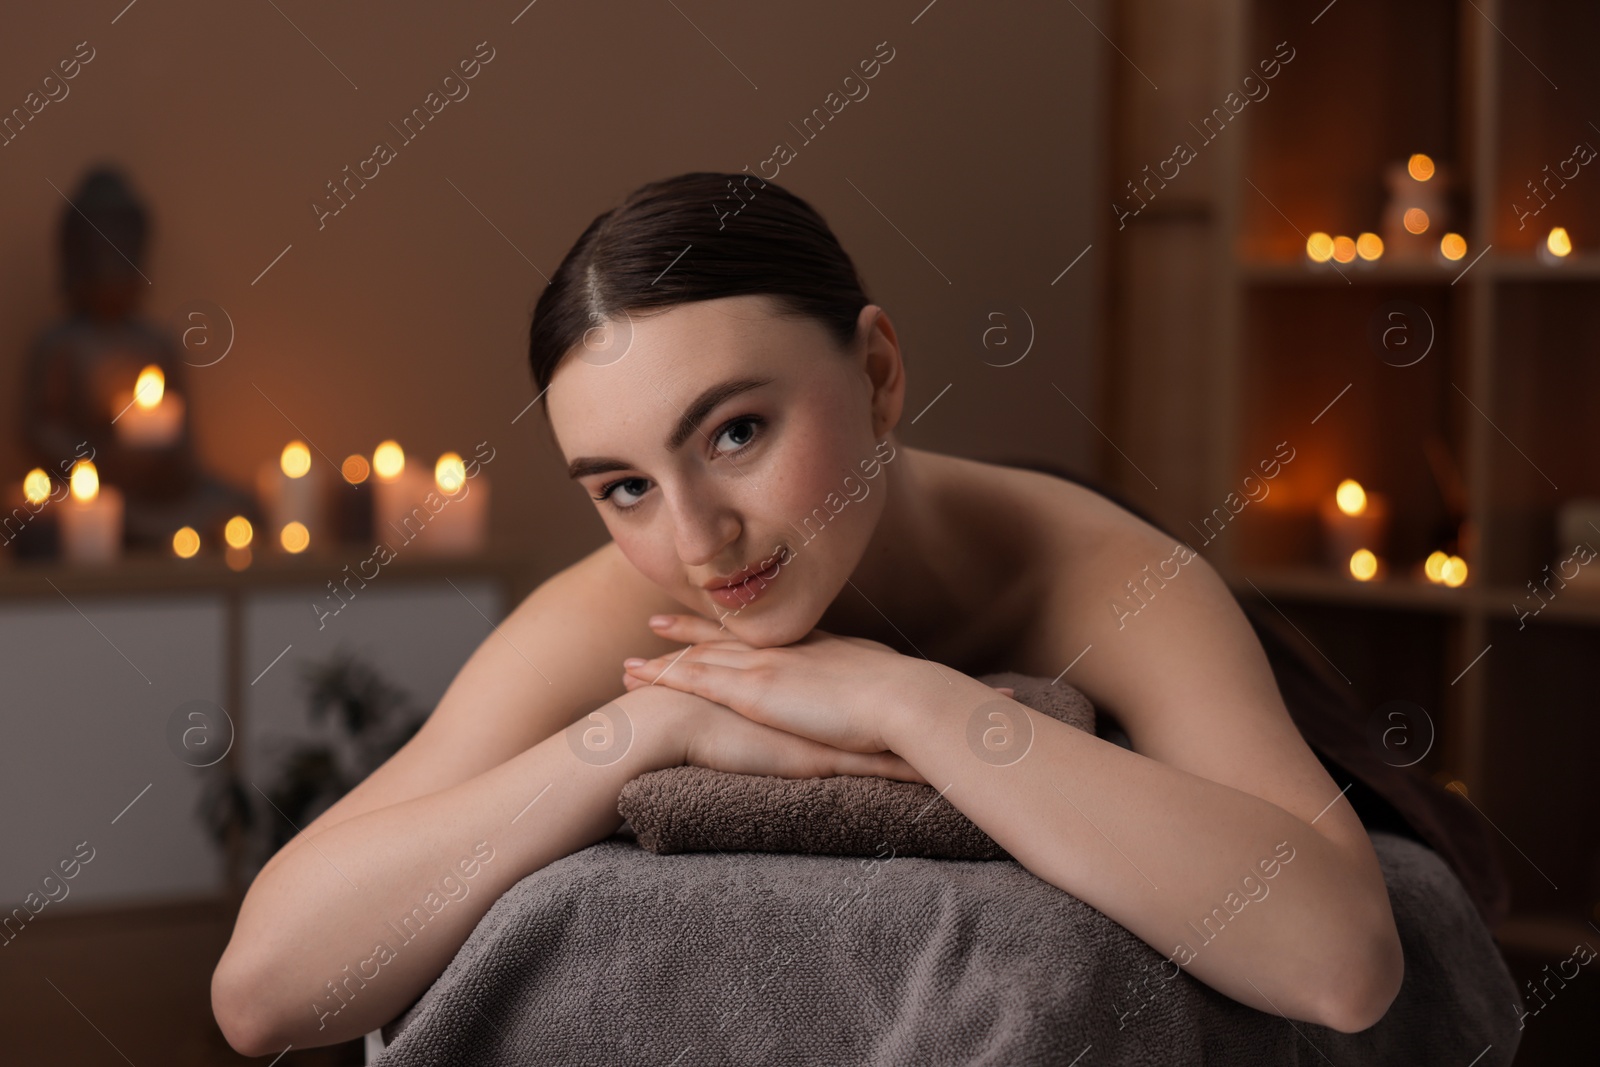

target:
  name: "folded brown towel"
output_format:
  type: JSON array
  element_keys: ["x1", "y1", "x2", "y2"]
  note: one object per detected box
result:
[{"x1": 616, "y1": 672, "x2": 1093, "y2": 861}]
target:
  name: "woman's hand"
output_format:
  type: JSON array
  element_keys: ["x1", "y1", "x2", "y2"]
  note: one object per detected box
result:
[
  {"x1": 622, "y1": 614, "x2": 1013, "y2": 755},
  {"x1": 621, "y1": 680, "x2": 925, "y2": 783}
]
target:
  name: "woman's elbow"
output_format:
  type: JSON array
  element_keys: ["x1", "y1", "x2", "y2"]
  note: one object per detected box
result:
[
  {"x1": 1316, "y1": 914, "x2": 1405, "y2": 1034},
  {"x1": 212, "y1": 946, "x2": 301, "y2": 1058}
]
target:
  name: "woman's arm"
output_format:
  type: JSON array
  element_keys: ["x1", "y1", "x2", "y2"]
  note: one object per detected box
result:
[
  {"x1": 882, "y1": 544, "x2": 1404, "y2": 1035},
  {"x1": 626, "y1": 542, "x2": 1404, "y2": 1035},
  {"x1": 211, "y1": 684, "x2": 684, "y2": 1054}
]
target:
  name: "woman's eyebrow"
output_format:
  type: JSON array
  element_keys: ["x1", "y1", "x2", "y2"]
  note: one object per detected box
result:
[{"x1": 566, "y1": 375, "x2": 775, "y2": 479}]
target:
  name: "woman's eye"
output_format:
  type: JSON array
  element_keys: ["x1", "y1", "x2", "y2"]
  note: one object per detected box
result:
[
  {"x1": 713, "y1": 415, "x2": 762, "y2": 456},
  {"x1": 595, "y1": 477, "x2": 650, "y2": 509}
]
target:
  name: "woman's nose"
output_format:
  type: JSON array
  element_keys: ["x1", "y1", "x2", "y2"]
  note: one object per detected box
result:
[{"x1": 670, "y1": 491, "x2": 740, "y2": 567}]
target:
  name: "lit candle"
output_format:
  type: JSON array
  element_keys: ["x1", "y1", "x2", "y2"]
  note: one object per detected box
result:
[
  {"x1": 172, "y1": 526, "x2": 201, "y2": 559},
  {"x1": 224, "y1": 514, "x2": 254, "y2": 571},
  {"x1": 371, "y1": 440, "x2": 433, "y2": 546},
  {"x1": 1382, "y1": 154, "x2": 1448, "y2": 263},
  {"x1": 1305, "y1": 232, "x2": 1335, "y2": 265},
  {"x1": 1349, "y1": 548, "x2": 1380, "y2": 582},
  {"x1": 256, "y1": 441, "x2": 324, "y2": 550},
  {"x1": 59, "y1": 460, "x2": 124, "y2": 564},
  {"x1": 1320, "y1": 479, "x2": 1389, "y2": 571},
  {"x1": 414, "y1": 451, "x2": 490, "y2": 556},
  {"x1": 332, "y1": 454, "x2": 375, "y2": 544},
  {"x1": 1539, "y1": 226, "x2": 1572, "y2": 266},
  {"x1": 112, "y1": 365, "x2": 185, "y2": 448}
]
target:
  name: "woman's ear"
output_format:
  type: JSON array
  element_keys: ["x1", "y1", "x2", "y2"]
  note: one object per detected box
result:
[{"x1": 856, "y1": 304, "x2": 905, "y2": 439}]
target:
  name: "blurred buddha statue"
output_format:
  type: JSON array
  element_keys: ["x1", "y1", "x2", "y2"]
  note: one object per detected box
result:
[{"x1": 21, "y1": 165, "x2": 256, "y2": 551}]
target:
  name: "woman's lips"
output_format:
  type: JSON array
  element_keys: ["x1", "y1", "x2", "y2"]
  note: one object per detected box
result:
[{"x1": 706, "y1": 553, "x2": 785, "y2": 609}]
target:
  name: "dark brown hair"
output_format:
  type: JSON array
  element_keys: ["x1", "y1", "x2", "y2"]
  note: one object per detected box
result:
[{"x1": 527, "y1": 172, "x2": 872, "y2": 410}]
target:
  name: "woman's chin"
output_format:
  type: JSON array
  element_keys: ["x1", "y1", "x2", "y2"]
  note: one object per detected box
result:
[{"x1": 715, "y1": 607, "x2": 817, "y2": 649}]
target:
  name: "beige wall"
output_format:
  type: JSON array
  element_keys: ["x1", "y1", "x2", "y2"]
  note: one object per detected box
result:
[{"x1": 1, "y1": 0, "x2": 1106, "y2": 590}]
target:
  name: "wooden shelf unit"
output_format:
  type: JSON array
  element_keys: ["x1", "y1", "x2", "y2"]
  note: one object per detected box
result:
[{"x1": 1211, "y1": 0, "x2": 1600, "y2": 952}]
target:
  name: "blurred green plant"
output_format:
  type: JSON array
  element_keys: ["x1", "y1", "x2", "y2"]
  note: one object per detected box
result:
[{"x1": 201, "y1": 648, "x2": 427, "y2": 873}]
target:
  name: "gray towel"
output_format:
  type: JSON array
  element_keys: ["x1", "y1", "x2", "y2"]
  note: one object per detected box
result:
[
  {"x1": 374, "y1": 830, "x2": 1522, "y2": 1065},
  {"x1": 617, "y1": 671, "x2": 1094, "y2": 861}
]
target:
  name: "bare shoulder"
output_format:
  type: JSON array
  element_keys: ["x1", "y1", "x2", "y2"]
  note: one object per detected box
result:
[{"x1": 978, "y1": 461, "x2": 1366, "y2": 849}]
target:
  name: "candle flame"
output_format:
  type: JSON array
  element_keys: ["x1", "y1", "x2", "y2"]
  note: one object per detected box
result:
[
  {"x1": 225, "y1": 515, "x2": 254, "y2": 549},
  {"x1": 1424, "y1": 550, "x2": 1449, "y2": 583},
  {"x1": 1440, "y1": 555, "x2": 1468, "y2": 587},
  {"x1": 342, "y1": 454, "x2": 371, "y2": 484},
  {"x1": 1547, "y1": 227, "x2": 1572, "y2": 257},
  {"x1": 1306, "y1": 232, "x2": 1334, "y2": 263},
  {"x1": 23, "y1": 468, "x2": 51, "y2": 504},
  {"x1": 1403, "y1": 208, "x2": 1430, "y2": 235},
  {"x1": 1335, "y1": 479, "x2": 1367, "y2": 517},
  {"x1": 173, "y1": 526, "x2": 201, "y2": 558},
  {"x1": 435, "y1": 452, "x2": 466, "y2": 495},
  {"x1": 1350, "y1": 549, "x2": 1378, "y2": 581},
  {"x1": 1332, "y1": 236, "x2": 1357, "y2": 264},
  {"x1": 1356, "y1": 232, "x2": 1384, "y2": 261},
  {"x1": 1407, "y1": 154, "x2": 1435, "y2": 182},
  {"x1": 374, "y1": 440, "x2": 405, "y2": 480},
  {"x1": 70, "y1": 460, "x2": 99, "y2": 502},
  {"x1": 280, "y1": 521, "x2": 310, "y2": 554},
  {"x1": 134, "y1": 365, "x2": 165, "y2": 410},
  {"x1": 1439, "y1": 233, "x2": 1467, "y2": 261},
  {"x1": 281, "y1": 441, "x2": 312, "y2": 479}
]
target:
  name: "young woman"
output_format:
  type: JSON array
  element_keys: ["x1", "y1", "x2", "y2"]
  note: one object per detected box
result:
[{"x1": 212, "y1": 172, "x2": 1407, "y2": 1054}]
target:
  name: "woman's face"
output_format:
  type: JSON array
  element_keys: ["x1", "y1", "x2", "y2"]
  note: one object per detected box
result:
[{"x1": 547, "y1": 294, "x2": 898, "y2": 648}]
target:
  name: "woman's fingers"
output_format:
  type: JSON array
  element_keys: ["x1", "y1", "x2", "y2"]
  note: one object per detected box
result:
[{"x1": 647, "y1": 613, "x2": 733, "y2": 645}]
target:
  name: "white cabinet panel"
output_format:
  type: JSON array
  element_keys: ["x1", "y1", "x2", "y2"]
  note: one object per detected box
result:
[
  {"x1": 0, "y1": 596, "x2": 228, "y2": 910},
  {"x1": 239, "y1": 579, "x2": 505, "y2": 786}
]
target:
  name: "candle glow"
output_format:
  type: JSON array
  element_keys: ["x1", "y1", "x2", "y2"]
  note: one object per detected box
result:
[
  {"x1": 342, "y1": 454, "x2": 371, "y2": 484},
  {"x1": 23, "y1": 468, "x2": 51, "y2": 504},
  {"x1": 1439, "y1": 233, "x2": 1467, "y2": 261},
  {"x1": 1407, "y1": 153, "x2": 1436, "y2": 182},
  {"x1": 1350, "y1": 548, "x2": 1378, "y2": 581},
  {"x1": 133, "y1": 365, "x2": 165, "y2": 410},
  {"x1": 435, "y1": 452, "x2": 467, "y2": 495},
  {"x1": 281, "y1": 441, "x2": 312, "y2": 479},
  {"x1": 173, "y1": 526, "x2": 201, "y2": 558},
  {"x1": 1306, "y1": 232, "x2": 1335, "y2": 263},
  {"x1": 225, "y1": 515, "x2": 254, "y2": 549},
  {"x1": 1547, "y1": 227, "x2": 1572, "y2": 258},
  {"x1": 1335, "y1": 479, "x2": 1367, "y2": 517},
  {"x1": 1440, "y1": 555, "x2": 1468, "y2": 587},
  {"x1": 1332, "y1": 236, "x2": 1357, "y2": 264},
  {"x1": 1424, "y1": 550, "x2": 1449, "y2": 583},
  {"x1": 1404, "y1": 208, "x2": 1430, "y2": 234},
  {"x1": 1356, "y1": 232, "x2": 1384, "y2": 261},
  {"x1": 280, "y1": 521, "x2": 310, "y2": 554},
  {"x1": 374, "y1": 440, "x2": 405, "y2": 480},
  {"x1": 70, "y1": 460, "x2": 99, "y2": 502}
]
